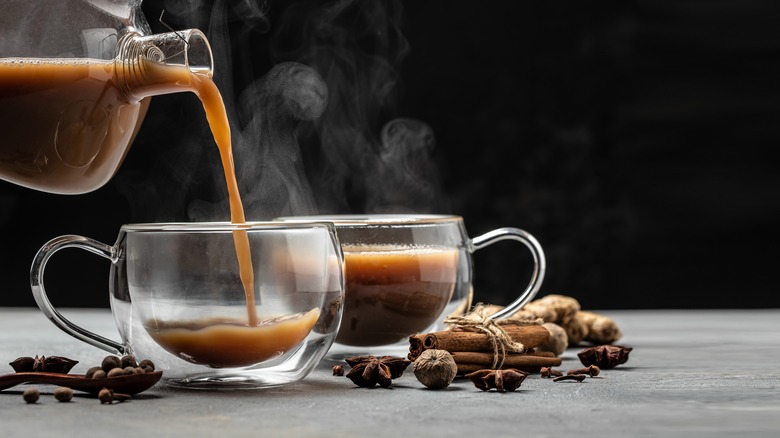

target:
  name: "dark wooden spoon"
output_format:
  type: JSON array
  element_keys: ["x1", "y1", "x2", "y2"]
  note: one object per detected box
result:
[{"x1": 0, "y1": 371, "x2": 162, "y2": 395}]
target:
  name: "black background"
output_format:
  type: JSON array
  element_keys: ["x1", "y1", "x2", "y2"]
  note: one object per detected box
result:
[{"x1": 1, "y1": 0, "x2": 778, "y2": 310}]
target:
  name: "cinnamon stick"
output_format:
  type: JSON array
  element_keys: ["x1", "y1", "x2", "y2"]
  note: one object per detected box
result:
[
  {"x1": 452, "y1": 352, "x2": 562, "y2": 375},
  {"x1": 408, "y1": 334, "x2": 426, "y2": 360},
  {"x1": 423, "y1": 325, "x2": 550, "y2": 354}
]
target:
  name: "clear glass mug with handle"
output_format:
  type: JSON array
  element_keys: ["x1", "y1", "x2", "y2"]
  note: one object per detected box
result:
[
  {"x1": 30, "y1": 222, "x2": 344, "y2": 388},
  {"x1": 276, "y1": 214, "x2": 545, "y2": 350}
]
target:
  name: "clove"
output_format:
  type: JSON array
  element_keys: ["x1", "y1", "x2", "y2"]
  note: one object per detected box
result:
[
  {"x1": 552, "y1": 374, "x2": 586, "y2": 383},
  {"x1": 540, "y1": 367, "x2": 563, "y2": 378},
  {"x1": 567, "y1": 365, "x2": 600, "y2": 377}
]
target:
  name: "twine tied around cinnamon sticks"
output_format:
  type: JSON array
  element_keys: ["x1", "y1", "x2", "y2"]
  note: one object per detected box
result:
[{"x1": 442, "y1": 303, "x2": 543, "y2": 369}]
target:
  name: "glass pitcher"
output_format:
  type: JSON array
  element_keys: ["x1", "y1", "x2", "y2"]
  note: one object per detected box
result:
[{"x1": 0, "y1": 0, "x2": 213, "y2": 194}]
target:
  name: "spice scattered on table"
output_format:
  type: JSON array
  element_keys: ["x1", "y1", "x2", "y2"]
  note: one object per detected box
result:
[
  {"x1": 332, "y1": 365, "x2": 344, "y2": 376},
  {"x1": 344, "y1": 355, "x2": 411, "y2": 388},
  {"x1": 540, "y1": 367, "x2": 563, "y2": 378},
  {"x1": 54, "y1": 386, "x2": 74, "y2": 402},
  {"x1": 568, "y1": 365, "x2": 600, "y2": 377},
  {"x1": 98, "y1": 387, "x2": 131, "y2": 404},
  {"x1": 22, "y1": 387, "x2": 40, "y2": 403},
  {"x1": 413, "y1": 349, "x2": 457, "y2": 389},
  {"x1": 577, "y1": 345, "x2": 632, "y2": 369},
  {"x1": 465, "y1": 368, "x2": 528, "y2": 392},
  {"x1": 552, "y1": 374, "x2": 587, "y2": 383}
]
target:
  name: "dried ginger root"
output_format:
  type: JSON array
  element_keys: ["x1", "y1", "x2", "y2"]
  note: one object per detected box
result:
[
  {"x1": 578, "y1": 310, "x2": 622, "y2": 344},
  {"x1": 536, "y1": 322, "x2": 568, "y2": 356},
  {"x1": 563, "y1": 312, "x2": 590, "y2": 345},
  {"x1": 522, "y1": 294, "x2": 580, "y2": 326},
  {"x1": 482, "y1": 294, "x2": 622, "y2": 348}
]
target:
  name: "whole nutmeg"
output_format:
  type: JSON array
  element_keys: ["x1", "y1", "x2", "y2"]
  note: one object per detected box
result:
[
  {"x1": 22, "y1": 387, "x2": 40, "y2": 404},
  {"x1": 101, "y1": 356, "x2": 121, "y2": 373},
  {"x1": 54, "y1": 386, "x2": 74, "y2": 402},
  {"x1": 413, "y1": 349, "x2": 458, "y2": 389},
  {"x1": 92, "y1": 370, "x2": 107, "y2": 379}
]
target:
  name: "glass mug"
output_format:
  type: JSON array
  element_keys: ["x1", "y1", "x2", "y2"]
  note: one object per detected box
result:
[
  {"x1": 277, "y1": 215, "x2": 546, "y2": 348},
  {"x1": 31, "y1": 222, "x2": 344, "y2": 388}
]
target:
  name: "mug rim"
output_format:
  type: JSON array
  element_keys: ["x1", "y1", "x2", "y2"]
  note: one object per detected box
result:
[
  {"x1": 275, "y1": 214, "x2": 463, "y2": 226},
  {"x1": 120, "y1": 221, "x2": 337, "y2": 232}
]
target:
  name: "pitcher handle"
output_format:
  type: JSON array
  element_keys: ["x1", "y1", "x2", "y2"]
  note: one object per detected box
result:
[
  {"x1": 470, "y1": 227, "x2": 546, "y2": 319},
  {"x1": 30, "y1": 235, "x2": 126, "y2": 354}
]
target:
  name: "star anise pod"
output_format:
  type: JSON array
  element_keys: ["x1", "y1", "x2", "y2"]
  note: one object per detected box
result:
[
  {"x1": 578, "y1": 345, "x2": 632, "y2": 369},
  {"x1": 465, "y1": 368, "x2": 528, "y2": 392},
  {"x1": 345, "y1": 355, "x2": 411, "y2": 388},
  {"x1": 8, "y1": 356, "x2": 35, "y2": 373},
  {"x1": 9, "y1": 355, "x2": 78, "y2": 374}
]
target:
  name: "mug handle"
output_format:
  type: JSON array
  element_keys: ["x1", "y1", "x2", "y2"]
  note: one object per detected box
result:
[
  {"x1": 30, "y1": 235, "x2": 127, "y2": 354},
  {"x1": 470, "y1": 227, "x2": 546, "y2": 319}
]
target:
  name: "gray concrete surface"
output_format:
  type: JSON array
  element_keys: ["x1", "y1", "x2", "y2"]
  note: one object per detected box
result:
[{"x1": 1, "y1": 308, "x2": 778, "y2": 437}]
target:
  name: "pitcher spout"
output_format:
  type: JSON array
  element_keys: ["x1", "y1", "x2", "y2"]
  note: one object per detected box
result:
[{"x1": 116, "y1": 28, "x2": 214, "y2": 101}]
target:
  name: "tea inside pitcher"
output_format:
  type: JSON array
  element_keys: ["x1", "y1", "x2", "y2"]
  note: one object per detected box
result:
[{"x1": 0, "y1": 58, "x2": 149, "y2": 194}]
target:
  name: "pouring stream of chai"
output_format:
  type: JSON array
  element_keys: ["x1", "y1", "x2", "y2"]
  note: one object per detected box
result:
[{"x1": 189, "y1": 72, "x2": 257, "y2": 327}]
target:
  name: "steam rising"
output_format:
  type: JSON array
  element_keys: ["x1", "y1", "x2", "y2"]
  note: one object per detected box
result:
[
  {"x1": 119, "y1": 0, "x2": 448, "y2": 221},
  {"x1": 233, "y1": 62, "x2": 327, "y2": 218}
]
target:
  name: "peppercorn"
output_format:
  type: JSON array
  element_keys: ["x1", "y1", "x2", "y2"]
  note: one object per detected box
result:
[
  {"x1": 54, "y1": 387, "x2": 74, "y2": 402},
  {"x1": 101, "y1": 356, "x2": 121, "y2": 373},
  {"x1": 138, "y1": 359, "x2": 155, "y2": 372},
  {"x1": 120, "y1": 355, "x2": 138, "y2": 368},
  {"x1": 107, "y1": 367, "x2": 125, "y2": 378},
  {"x1": 85, "y1": 366, "x2": 102, "y2": 379},
  {"x1": 22, "y1": 387, "x2": 40, "y2": 404}
]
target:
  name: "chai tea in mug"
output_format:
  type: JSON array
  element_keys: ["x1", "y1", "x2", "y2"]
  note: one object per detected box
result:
[
  {"x1": 146, "y1": 309, "x2": 321, "y2": 368},
  {"x1": 337, "y1": 245, "x2": 459, "y2": 346}
]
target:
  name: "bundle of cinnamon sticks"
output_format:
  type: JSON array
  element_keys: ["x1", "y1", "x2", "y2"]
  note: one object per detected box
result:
[{"x1": 409, "y1": 324, "x2": 561, "y2": 375}]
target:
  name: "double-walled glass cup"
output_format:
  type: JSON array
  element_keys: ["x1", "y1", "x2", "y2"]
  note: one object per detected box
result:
[
  {"x1": 277, "y1": 215, "x2": 545, "y2": 350},
  {"x1": 31, "y1": 222, "x2": 344, "y2": 388}
]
